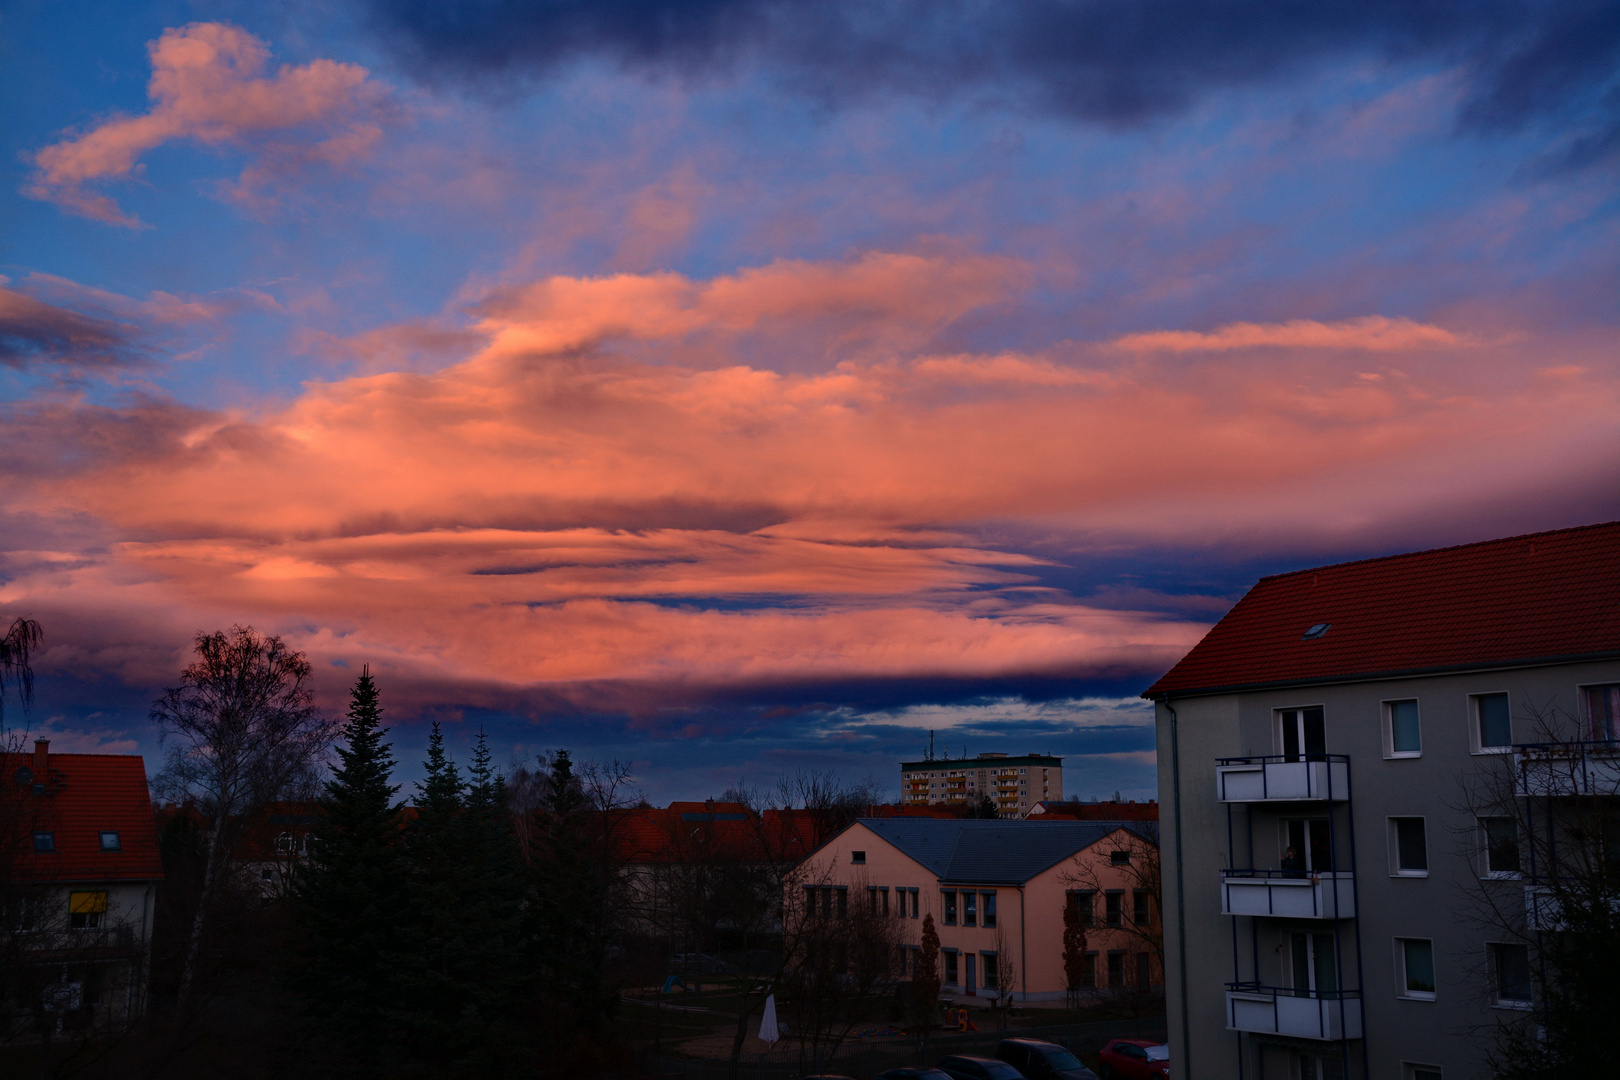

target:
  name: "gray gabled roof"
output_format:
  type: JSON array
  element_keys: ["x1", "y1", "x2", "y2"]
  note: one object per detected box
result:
[{"x1": 854, "y1": 818, "x2": 1155, "y2": 885}]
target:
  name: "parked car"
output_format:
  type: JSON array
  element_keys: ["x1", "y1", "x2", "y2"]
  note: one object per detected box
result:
[
  {"x1": 936, "y1": 1055, "x2": 1027, "y2": 1080},
  {"x1": 1096, "y1": 1039, "x2": 1170, "y2": 1080},
  {"x1": 997, "y1": 1038, "x2": 1100, "y2": 1080},
  {"x1": 878, "y1": 1069, "x2": 955, "y2": 1080}
]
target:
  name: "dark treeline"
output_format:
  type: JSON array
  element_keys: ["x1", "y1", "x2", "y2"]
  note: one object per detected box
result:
[{"x1": 297, "y1": 667, "x2": 619, "y2": 1077}]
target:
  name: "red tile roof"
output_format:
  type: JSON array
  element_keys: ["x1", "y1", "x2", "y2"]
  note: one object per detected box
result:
[
  {"x1": 4, "y1": 745, "x2": 164, "y2": 883},
  {"x1": 1145, "y1": 521, "x2": 1620, "y2": 699}
]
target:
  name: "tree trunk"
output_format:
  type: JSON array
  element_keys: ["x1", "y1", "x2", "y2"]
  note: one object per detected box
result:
[{"x1": 175, "y1": 805, "x2": 228, "y2": 1014}]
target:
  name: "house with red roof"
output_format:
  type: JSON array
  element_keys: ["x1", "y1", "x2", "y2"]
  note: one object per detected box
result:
[
  {"x1": 1144, "y1": 521, "x2": 1620, "y2": 1080},
  {"x1": 2, "y1": 739, "x2": 164, "y2": 1035}
]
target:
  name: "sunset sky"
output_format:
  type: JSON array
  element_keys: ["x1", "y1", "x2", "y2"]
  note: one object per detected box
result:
[{"x1": 3, "y1": 2, "x2": 1617, "y2": 801}]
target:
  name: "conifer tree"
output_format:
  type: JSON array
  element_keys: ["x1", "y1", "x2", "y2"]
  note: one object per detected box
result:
[
  {"x1": 533, "y1": 749, "x2": 618, "y2": 1035},
  {"x1": 296, "y1": 666, "x2": 404, "y2": 1062}
]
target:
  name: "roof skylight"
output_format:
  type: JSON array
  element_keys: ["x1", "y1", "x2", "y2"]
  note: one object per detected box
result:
[{"x1": 1302, "y1": 623, "x2": 1331, "y2": 640}]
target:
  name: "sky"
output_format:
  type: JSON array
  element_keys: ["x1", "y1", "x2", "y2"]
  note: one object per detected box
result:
[{"x1": 1, "y1": 1, "x2": 1617, "y2": 803}]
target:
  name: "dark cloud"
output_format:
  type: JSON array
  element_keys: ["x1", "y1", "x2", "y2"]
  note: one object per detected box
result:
[
  {"x1": 363, "y1": 1, "x2": 1619, "y2": 162},
  {"x1": 0, "y1": 287, "x2": 146, "y2": 370}
]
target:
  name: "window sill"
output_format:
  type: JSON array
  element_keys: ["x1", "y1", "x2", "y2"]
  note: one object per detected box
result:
[
  {"x1": 1391, "y1": 870, "x2": 1430, "y2": 878},
  {"x1": 1398, "y1": 992, "x2": 1437, "y2": 1002},
  {"x1": 1384, "y1": 752, "x2": 1423, "y2": 760},
  {"x1": 1491, "y1": 1000, "x2": 1533, "y2": 1011},
  {"x1": 1481, "y1": 871, "x2": 1522, "y2": 881},
  {"x1": 1472, "y1": 747, "x2": 1513, "y2": 755}
]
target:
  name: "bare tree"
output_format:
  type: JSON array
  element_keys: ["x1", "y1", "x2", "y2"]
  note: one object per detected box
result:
[
  {"x1": 1060, "y1": 825, "x2": 1164, "y2": 982},
  {"x1": 1449, "y1": 694, "x2": 1620, "y2": 1078},
  {"x1": 1062, "y1": 892, "x2": 1088, "y2": 1014},
  {"x1": 150, "y1": 626, "x2": 335, "y2": 1013},
  {"x1": 0, "y1": 617, "x2": 44, "y2": 734}
]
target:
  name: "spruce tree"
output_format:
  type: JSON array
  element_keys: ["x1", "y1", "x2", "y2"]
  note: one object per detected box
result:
[
  {"x1": 533, "y1": 750, "x2": 617, "y2": 1037},
  {"x1": 296, "y1": 666, "x2": 404, "y2": 1063}
]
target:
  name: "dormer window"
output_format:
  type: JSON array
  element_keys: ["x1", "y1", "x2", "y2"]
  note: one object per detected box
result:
[{"x1": 99, "y1": 831, "x2": 122, "y2": 851}]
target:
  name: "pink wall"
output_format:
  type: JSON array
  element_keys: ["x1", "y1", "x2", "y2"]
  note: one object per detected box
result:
[{"x1": 798, "y1": 823, "x2": 1158, "y2": 1000}]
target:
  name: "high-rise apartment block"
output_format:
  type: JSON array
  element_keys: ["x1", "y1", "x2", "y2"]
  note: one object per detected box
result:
[{"x1": 900, "y1": 752, "x2": 1063, "y2": 816}]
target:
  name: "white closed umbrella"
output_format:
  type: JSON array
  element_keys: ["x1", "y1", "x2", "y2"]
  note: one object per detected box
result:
[{"x1": 759, "y1": 994, "x2": 780, "y2": 1045}]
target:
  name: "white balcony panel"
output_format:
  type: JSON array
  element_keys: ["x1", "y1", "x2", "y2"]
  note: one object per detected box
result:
[
  {"x1": 1217, "y1": 760, "x2": 1349, "y2": 802},
  {"x1": 1515, "y1": 750, "x2": 1620, "y2": 798},
  {"x1": 1226, "y1": 990, "x2": 1363, "y2": 1041},
  {"x1": 1222, "y1": 873, "x2": 1355, "y2": 919}
]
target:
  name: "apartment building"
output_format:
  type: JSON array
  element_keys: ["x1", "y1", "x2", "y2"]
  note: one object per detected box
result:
[
  {"x1": 900, "y1": 752, "x2": 1063, "y2": 816},
  {"x1": 797, "y1": 818, "x2": 1158, "y2": 1001},
  {"x1": 1145, "y1": 521, "x2": 1620, "y2": 1080}
]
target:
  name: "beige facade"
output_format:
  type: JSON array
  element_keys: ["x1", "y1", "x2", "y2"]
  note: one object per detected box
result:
[
  {"x1": 798, "y1": 819, "x2": 1156, "y2": 1001},
  {"x1": 900, "y1": 753, "x2": 1063, "y2": 816}
]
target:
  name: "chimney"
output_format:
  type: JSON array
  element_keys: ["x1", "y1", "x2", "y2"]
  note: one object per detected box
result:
[{"x1": 34, "y1": 739, "x2": 49, "y2": 775}]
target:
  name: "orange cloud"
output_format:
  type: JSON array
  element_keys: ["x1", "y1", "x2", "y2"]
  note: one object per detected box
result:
[
  {"x1": 3, "y1": 254, "x2": 1614, "y2": 718},
  {"x1": 1112, "y1": 315, "x2": 1464, "y2": 352},
  {"x1": 26, "y1": 23, "x2": 388, "y2": 226}
]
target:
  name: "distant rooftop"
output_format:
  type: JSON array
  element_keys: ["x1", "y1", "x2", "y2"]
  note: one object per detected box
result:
[{"x1": 857, "y1": 818, "x2": 1152, "y2": 885}]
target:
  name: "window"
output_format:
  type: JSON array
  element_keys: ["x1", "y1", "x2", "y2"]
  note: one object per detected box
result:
[
  {"x1": 851, "y1": 850, "x2": 866, "y2": 864},
  {"x1": 910, "y1": 888, "x2": 920, "y2": 918},
  {"x1": 68, "y1": 890, "x2": 107, "y2": 930},
  {"x1": 1278, "y1": 707, "x2": 1326, "y2": 760},
  {"x1": 1390, "y1": 817, "x2": 1428, "y2": 876},
  {"x1": 1133, "y1": 890, "x2": 1151, "y2": 926},
  {"x1": 1135, "y1": 952, "x2": 1151, "y2": 988},
  {"x1": 1401, "y1": 1066, "x2": 1442, "y2": 1080},
  {"x1": 1386, "y1": 700, "x2": 1421, "y2": 757},
  {"x1": 32, "y1": 832, "x2": 54, "y2": 852},
  {"x1": 1284, "y1": 819, "x2": 1334, "y2": 873},
  {"x1": 1110, "y1": 849, "x2": 1131, "y2": 866},
  {"x1": 98, "y1": 830, "x2": 122, "y2": 851},
  {"x1": 1072, "y1": 890, "x2": 1096, "y2": 927},
  {"x1": 943, "y1": 889, "x2": 958, "y2": 925},
  {"x1": 1080, "y1": 951, "x2": 1097, "y2": 988},
  {"x1": 1584, "y1": 684, "x2": 1620, "y2": 741},
  {"x1": 963, "y1": 891, "x2": 977, "y2": 926},
  {"x1": 982, "y1": 952, "x2": 998, "y2": 990},
  {"x1": 1397, "y1": 938, "x2": 1436, "y2": 999},
  {"x1": 1298, "y1": 1055, "x2": 1346, "y2": 1080},
  {"x1": 944, "y1": 949, "x2": 959, "y2": 985},
  {"x1": 1291, "y1": 932, "x2": 1338, "y2": 996},
  {"x1": 1104, "y1": 890, "x2": 1123, "y2": 926},
  {"x1": 1481, "y1": 817, "x2": 1521, "y2": 876},
  {"x1": 1472, "y1": 693, "x2": 1512, "y2": 752},
  {"x1": 835, "y1": 887, "x2": 847, "y2": 917},
  {"x1": 982, "y1": 891, "x2": 997, "y2": 928},
  {"x1": 1490, "y1": 943, "x2": 1532, "y2": 1006},
  {"x1": 1106, "y1": 951, "x2": 1125, "y2": 989}
]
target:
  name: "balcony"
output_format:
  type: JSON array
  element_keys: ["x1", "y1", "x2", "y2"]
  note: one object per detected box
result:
[
  {"x1": 1514, "y1": 741, "x2": 1620, "y2": 798},
  {"x1": 1226, "y1": 985, "x2": 1362, "y2": 1040},
  {"x1": 1222, "y1": 871, "x2": 1356, "y2": 919},
  {"x1": 1217, "y1": 756, "x2": 1350, "y2": 802}
]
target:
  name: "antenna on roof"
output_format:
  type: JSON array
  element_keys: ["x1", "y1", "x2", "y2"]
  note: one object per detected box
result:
[{"x1": 928, "y1": 730, "x2": 935, "y2": 761}]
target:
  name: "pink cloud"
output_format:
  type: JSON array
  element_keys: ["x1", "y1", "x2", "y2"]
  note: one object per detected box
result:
[
  {"x1": 1112, "y1": 315, "x2": 1465, "y2": 353},
  {"x1": 26, "y1": 23, "x2": 389, "y2": 226},
  {"x1": 2, "y1": 254, "x2": 1615, "y2": 717}
]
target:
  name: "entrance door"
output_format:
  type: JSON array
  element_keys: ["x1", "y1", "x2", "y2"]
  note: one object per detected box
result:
[
  {"x1": 964, "y1": 953, "x2": 976, "y2": 995},
  {"x1": 1290, "y1": 932, "x2": 1338, "y2": 997},
  {"x1": 1279, "y1": 708, "x2": 1326, "y2": 760},
  {"x1": 1284, "y1": 819, "x2": 1335, "y2": 872}
]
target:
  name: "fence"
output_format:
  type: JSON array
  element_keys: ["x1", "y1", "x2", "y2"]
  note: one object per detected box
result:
[{"x1": 628, "y1": 1017, "x2": 1168, "y2": 1080}]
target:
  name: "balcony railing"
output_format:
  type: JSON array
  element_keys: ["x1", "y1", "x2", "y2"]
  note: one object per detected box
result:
[
  {"x1": 1217, "y1": 755, "x2": 1350, "y2": 802},
  {"x1": 1514, "y1": 741, "x2": 1620, "y2": 798},
  {"x1": 1221, "y1": 870, "x2": 1356, "y2": 919},
  {"x1": 1226, "y1": 984, "x2": 1363, "y2": 1040}
]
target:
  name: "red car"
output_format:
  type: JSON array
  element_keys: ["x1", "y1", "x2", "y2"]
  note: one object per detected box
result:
[{"x1": 1097, "y1": 1039, "x2": 1170, "y2": 1080}]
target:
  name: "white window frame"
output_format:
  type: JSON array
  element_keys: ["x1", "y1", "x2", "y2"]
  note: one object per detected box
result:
[
  {"x1": 1401, "y1": 1064, "x2": 1443, "y2": 1080},
  {"x1": 1478, "y1": 816, "x2": 1522, "y2": 880},
  {"x1": 1394, "y1": 937, "x2": 1437, "y2": 1001},
  {"x1": 1382, "y1": 698, "x2": 1422, "y2": 759},
  {"x1": 1469, "y1": 691, "x2": 1514, "y2": 754},
  {"x1": 1387, "y1": 816, "x2": 1430, "y2": 878},
  {"x1": 1486, "y1": 940, "x2": 1533, "y2": 1010},
  {"x1": 1276, "y1": 705, "x2": 1327, "y2": 759}
]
